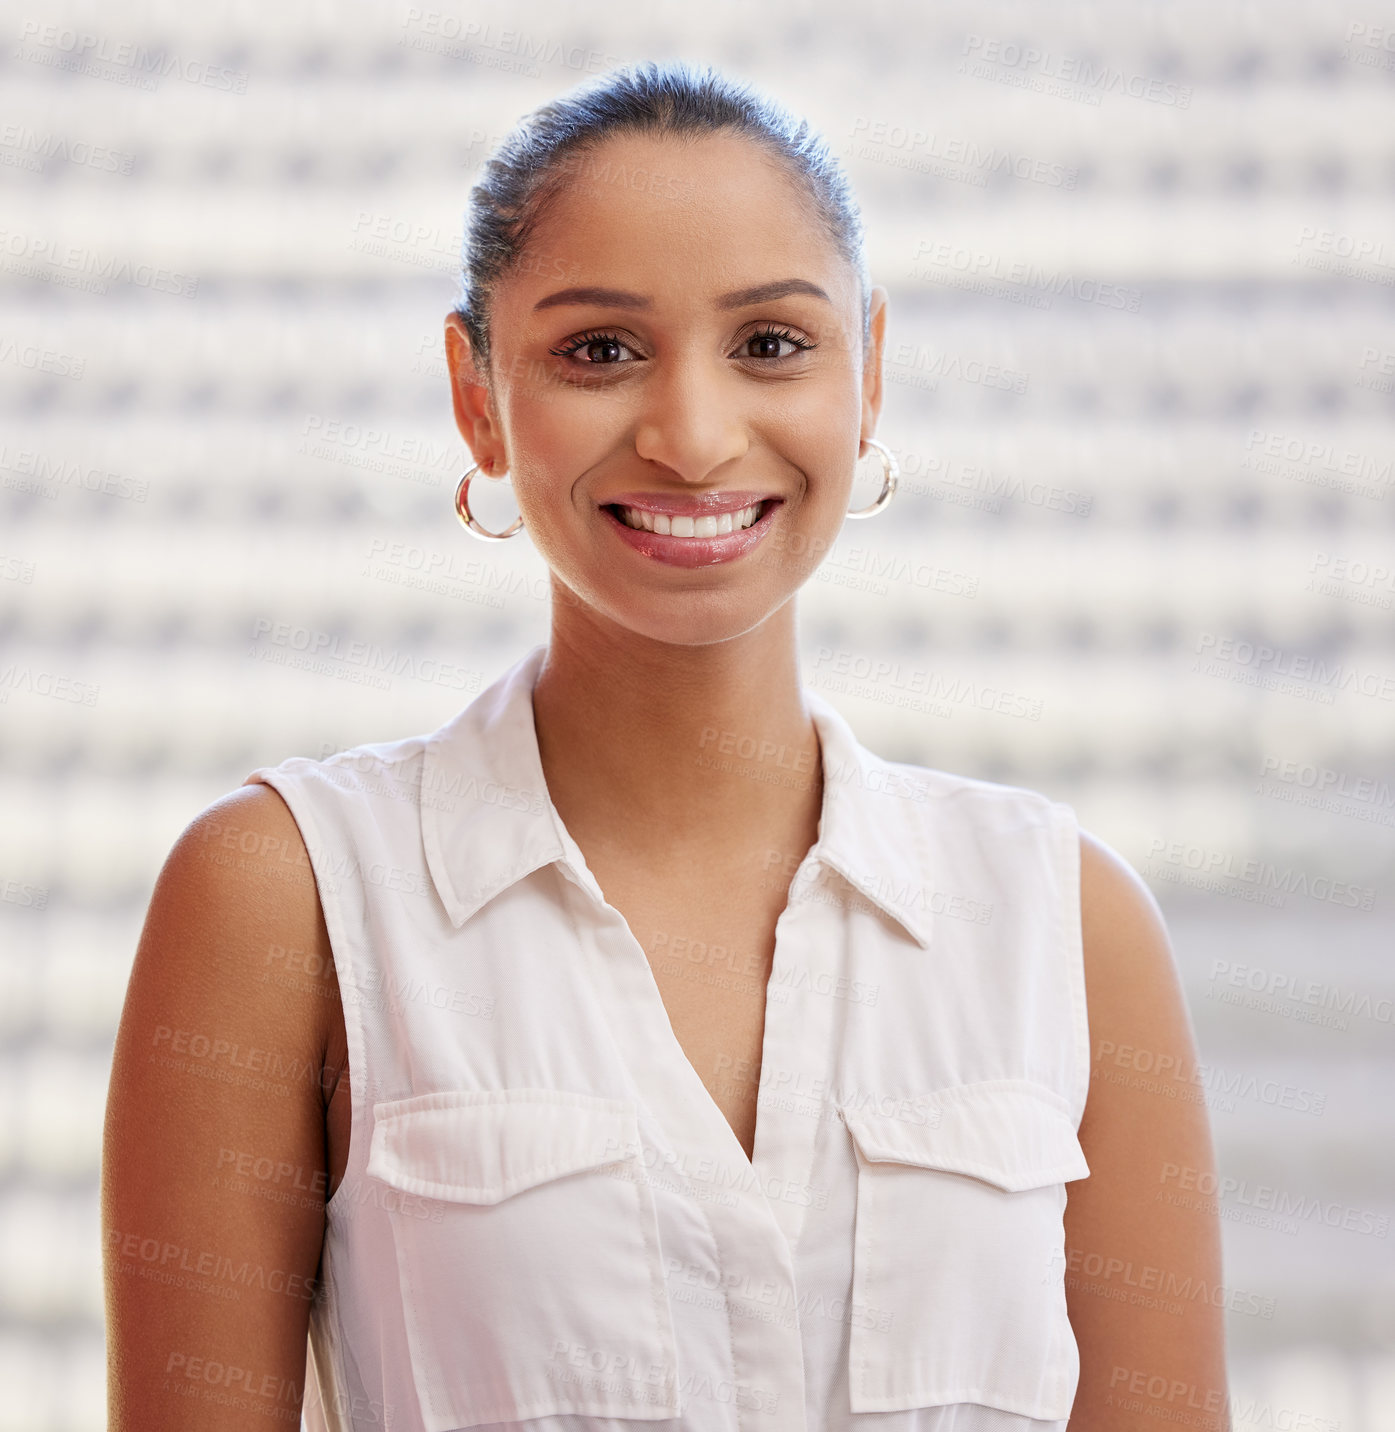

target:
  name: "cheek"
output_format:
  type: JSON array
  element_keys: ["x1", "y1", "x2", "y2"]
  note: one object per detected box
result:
[
  {"x1": 770, "y1": 400, "x2": 861, "y2": 516},
  {"x1": 503, "y1": 382, "x2": 627, "y2": 492},
  {"x1": 508, "y1": 464, "x2": 576, "y2": 567},
  {"x1": 496, "y1": 398, "x2": 583, "y2": 540},
  {"x1": 507, "y1": 385, "x2": 581, "y2": 456},
  {"x1": 761, "y1": 367, "x2": 862, "y2": 450}
]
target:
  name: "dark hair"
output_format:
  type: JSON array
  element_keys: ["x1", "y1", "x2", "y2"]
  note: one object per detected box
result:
[{"x1": 453, "y1": 59, "x2": 871, "y2": 372}]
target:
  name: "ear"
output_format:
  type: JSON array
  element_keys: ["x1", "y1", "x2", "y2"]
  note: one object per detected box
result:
[
  {"x1": 444, "y1": 312, "x2": 507, "y2": 474},
  {"x1": 859, "y1": 285, "x2": 889, "y2": 458}
]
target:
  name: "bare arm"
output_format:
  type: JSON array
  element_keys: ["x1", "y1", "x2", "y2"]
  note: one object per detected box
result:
[
  {"x1": 102, "y1": 784, "x2": 341, "y2": 1430},
  {"x1": 1065, "y1": 830, "x2": 1231, "y2": 1432}
]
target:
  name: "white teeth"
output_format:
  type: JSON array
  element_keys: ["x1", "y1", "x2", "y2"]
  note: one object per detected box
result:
[{"x1": 616, "y1": 502, "x2": 764, "y2": 537}]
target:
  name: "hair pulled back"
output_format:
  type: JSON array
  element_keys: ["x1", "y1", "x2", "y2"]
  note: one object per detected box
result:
[{"x1": 454, "y1": 59, "x2": 871, "y2": 371}]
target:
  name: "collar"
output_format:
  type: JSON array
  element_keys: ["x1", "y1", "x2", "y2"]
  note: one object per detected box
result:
[{"x1": 420, "y1": 643, "x2": 935, "y2": 950}]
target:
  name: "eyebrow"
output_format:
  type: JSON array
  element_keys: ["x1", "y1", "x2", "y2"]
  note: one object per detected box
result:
[{"x1": 532, "y1": 278, "x2": 831, "y2": 313}]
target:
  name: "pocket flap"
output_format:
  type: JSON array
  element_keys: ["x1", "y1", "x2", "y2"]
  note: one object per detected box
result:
[
  {"x1": 839, "y1": 1079, "x2": 1089, "y2": 1192},
  {"x1": 368, "y1": 1088, "x2": 641, "y2": 1204}
]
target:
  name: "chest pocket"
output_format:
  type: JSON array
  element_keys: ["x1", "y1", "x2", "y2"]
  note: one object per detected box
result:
[
  {"x1": 838, "y1": 1079, "x2": 1090, "y2": 1422},
  {"x1": 367, "y1": 1087, "x2": 681, "y2": 1432}
]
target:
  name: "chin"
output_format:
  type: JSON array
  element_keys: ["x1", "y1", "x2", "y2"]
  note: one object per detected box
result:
[{"x1": 577, "y1": 584, "x2": 789, "y2": 650}]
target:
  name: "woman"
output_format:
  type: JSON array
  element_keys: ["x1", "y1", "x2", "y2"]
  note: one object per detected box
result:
[{"x1": 103, "y1": 60, "x2": 1229, "y2": 1432}]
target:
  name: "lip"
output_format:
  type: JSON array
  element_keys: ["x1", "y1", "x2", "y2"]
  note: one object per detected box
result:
[
  {"x1": 603, "y1": 489, "x2": 777, "y2": 517},
  {"x1": 600, "y1": 496, "x2": 783, "y2": 568}
]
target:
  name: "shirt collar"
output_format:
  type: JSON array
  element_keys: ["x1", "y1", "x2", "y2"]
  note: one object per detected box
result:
[{"x1": 420, "y1": 643, "x2": 935, "y2": 951}]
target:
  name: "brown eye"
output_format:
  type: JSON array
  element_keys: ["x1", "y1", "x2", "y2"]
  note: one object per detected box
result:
[
  {"x1": 549, "y1": 332, "x2": 641, "y2": 366},
  {"x1": 739, "y1": 328, "x2": 812, "y2": 361}
]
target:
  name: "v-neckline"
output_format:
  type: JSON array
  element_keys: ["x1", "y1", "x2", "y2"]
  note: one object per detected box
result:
[
  {"x1": 549, "y1": 815, "x2": 821, "y2": 1180},
  {"x1": 521, "y1": 656, "x2": 836, "y2": 1186}
]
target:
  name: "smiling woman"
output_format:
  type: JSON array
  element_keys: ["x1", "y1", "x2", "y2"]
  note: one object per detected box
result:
[{"x1": 102, "y1": 59, "x2": 1230, "y2": 1432}]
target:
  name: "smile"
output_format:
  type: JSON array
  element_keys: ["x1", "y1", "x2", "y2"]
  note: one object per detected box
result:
[
  {"x1": 599, "y1": 494, "x2": 783, "y2": 568},
  {"x1": 612, "y1": 501, "x2": 768, "y2": 536}
]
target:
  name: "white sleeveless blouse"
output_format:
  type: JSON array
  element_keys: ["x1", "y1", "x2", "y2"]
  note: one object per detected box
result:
[{"x1": 244, "y1": 641, "x2": 1090, "y2": 1432}]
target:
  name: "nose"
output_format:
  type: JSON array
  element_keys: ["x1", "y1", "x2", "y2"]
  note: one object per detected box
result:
[{"x1": 631, "y1": 349, "x2": 749, "y2": 483}]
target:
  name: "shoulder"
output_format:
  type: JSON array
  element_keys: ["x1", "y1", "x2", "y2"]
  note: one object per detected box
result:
[
  {"x1": 241, "y1": 733, "x2": 439, "y2": 832},
  {"x1": 876, "y1": 760, "x2": 1074, "y2": 867},
  {"x1": 875, "y1": 755, "x2": 1069, "y2": 822},
  {"x1": 156, "y1": 782, "x2": 322, "y2": 933},
  {"x1": 1076, "y1": 826, "x2": 1177, "y2": 1013},
  {"x1": 1061, "y1": 830, "x2": 1230, "y2": 1397},
  {"x1": 123, "y1": 782, "x2": 335, "y2": 1068},
  {"x1": 1071, "y1": 825, "x2": 1208, "y2": 1153},
  {"x1": 874, "y1": 754, "x2": 1181, "y2": 1048},
  {"x1": 104, "y1": 783, "x2": 342, "y2": 1422}
]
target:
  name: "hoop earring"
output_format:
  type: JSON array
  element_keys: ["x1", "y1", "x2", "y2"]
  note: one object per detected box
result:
[
  {"x1": 846, "y1": 438, "x2": 898, "y2": 519},
  {"x1": 455, "y1": 463, "x2": 524, "y2": 541}
]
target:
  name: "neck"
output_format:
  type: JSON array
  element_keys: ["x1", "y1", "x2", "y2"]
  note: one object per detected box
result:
[{"x1": 530, "y1": 594, "x2": 823, "y2": 869}]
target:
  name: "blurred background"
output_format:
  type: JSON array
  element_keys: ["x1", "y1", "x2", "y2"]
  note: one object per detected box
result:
[{"x1": 2, "y1": 0, "x2": 1393, "y2": 1426}]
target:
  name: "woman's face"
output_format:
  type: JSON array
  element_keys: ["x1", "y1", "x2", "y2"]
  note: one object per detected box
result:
[{"x1": 446, "y1": 129, "x2": 888, "y2": 648}]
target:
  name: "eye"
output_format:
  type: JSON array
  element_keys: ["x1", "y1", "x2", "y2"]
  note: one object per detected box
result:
[
  {"x1": 548, "y1": 330, "x2": 640, "y2": 365},
  {"x1": 739, "y1": 325, "x2": 816, "y2": 360}
]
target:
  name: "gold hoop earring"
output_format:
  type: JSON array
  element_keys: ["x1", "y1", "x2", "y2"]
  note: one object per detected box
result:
[
  {"x1": 846, "y1": 438, "x2": 898, "y2": 519},
  {"x1": 454, "y1": 462, "x2": 524, "y2": 541}
]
